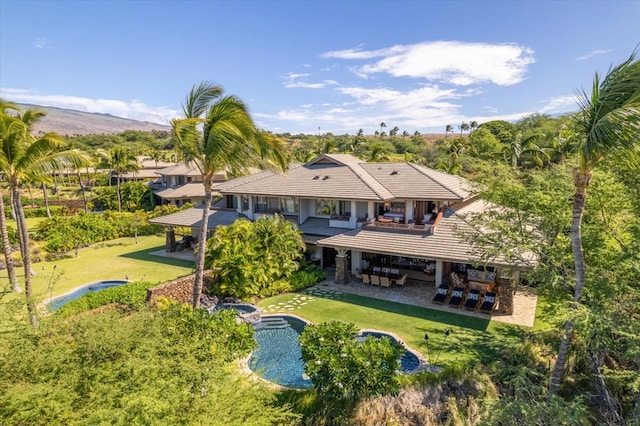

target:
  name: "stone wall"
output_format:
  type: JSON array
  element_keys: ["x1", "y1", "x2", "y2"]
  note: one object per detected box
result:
[{"x1": 146, "y1": 270, "x2": 216, "y2": 305}]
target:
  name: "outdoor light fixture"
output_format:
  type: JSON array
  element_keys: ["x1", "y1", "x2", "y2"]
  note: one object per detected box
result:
[
  {"x1": 433, "y1": 329, "x2": 452, "y2": 366},
  {"x1": 424, "y1": 333, "x2": 431, "y2": 364}
]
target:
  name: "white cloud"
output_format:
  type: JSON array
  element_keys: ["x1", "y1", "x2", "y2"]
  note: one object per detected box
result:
[
  {"x1": 32, "y1": 38, "x2": 54, "y2": 49},
  {"x1": 323, "y1": 41, "x2": 535, "y2": 86},
  {"x1": 539, "y1": 95, "x2": 577, "y2": 114},
  {"x1": 576, "y1": 49, "x2": 612, "y2": 61},
  {"x1": 0, "y1": 88, "x2": 178, "y2": 125}
]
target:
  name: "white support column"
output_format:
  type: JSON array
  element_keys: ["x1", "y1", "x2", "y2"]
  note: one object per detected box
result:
[
  {"x1": 248, "y1": 197, "x2": 254, "y2": 220},
  {"x1": 367, "y1": 202, "x2": 375, "y2": 221},
  {"x1": 435, "y1": 260, "x2": 444, "y2": 288},
  {"x1": 351, "y1": 250, "x2": 362, "y2": 275},
  {"x1": 405, "y1": 200, "x2": 413, "y2": 224}
]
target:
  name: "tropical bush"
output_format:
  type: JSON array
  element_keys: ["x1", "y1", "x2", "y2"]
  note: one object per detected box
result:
[
  {"x1": 52, "y1": 280, "x2": 156, "y2": 317},
  {"x1": 33, "y1": 210, "x2": 165, "y2": 257},
  {"x1": 299, "y1": 321, "x2": 404, "y2": 402},
  {"x1": 0, "y1": 304, "x2": 298, "y2": 425},
  {"x1": 93, "y1": 181, "x2": 156, "y2": 211},
  {"x1": 205, "y1": 215, "x2": 306, "y2": 299}
]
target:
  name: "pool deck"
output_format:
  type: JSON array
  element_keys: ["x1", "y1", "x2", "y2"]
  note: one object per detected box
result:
[{"x1": 314, "y1": 276, "x2": 537, "y2": 328}]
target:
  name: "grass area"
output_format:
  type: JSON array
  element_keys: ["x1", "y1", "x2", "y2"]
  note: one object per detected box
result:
[
  {"x1": 5, "y1": 216, "x2": 46, "y2": 232},
  {"x1": 257, "y1": 287, "x2": 528, "y2": 365},
  {"x1": 1, "y1": 235, "x2": 194, "y2": 302}
]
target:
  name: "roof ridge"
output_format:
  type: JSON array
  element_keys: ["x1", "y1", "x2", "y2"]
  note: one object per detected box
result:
[{"x1": 408, "y1": 162, "x2": 470, "y2": 199}]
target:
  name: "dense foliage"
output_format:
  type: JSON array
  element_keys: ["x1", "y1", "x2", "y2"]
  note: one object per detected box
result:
[
  {"x1": 205, "y1": 215, "x2": 306, "y2": 299},
  {"x1": 32, "y1": 205, "x2": 186, "y2": 257},
  {"x1": 52, "y1": 280, "x2": 155, "y2": 316},
  {"x1": 0, "y1": 303, "x2": 299, "y2": 425},
  {"x1": 299, "y1": 321, "x2": 403, "y2": 402}
]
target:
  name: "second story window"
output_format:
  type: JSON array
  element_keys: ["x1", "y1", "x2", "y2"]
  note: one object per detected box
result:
[{"x1": 316, "y1": 199, "x2": 337, "y2": 216}]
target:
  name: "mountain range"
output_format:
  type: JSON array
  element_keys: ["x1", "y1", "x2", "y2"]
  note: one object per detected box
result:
[{"x1": 17, "y1": 104, "x2": 171, "y2": 136}]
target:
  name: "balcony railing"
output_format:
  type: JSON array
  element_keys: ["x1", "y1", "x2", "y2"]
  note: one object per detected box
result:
[{"x1": 364, "y1": 219, "x2": 436, "y2": 234}]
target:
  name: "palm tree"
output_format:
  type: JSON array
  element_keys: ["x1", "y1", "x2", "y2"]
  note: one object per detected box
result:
[
  {"x1": 390, "y1": 126, "x2": 399, "y2": 139},
  {"x1": 402, "y1": 130, "x2": 409, "y2": 140},
  {"x1": 458, "y1": 121, "x2": 469, "y2": 136},
  {"x1": 97, "y1": 147, "x2": 139, "y2": 212},
  {"x1": 548, "y1": 52, "x2": 640, "y2": 400},
  {"x1": 445, "y1": 124, "x2": 453, "y2": 139},
  {"x1": 503, "y1": 132, "x2": 549, "y2": 168},
  {"x1": 0, "y1": 105, "x2": 85, "y2": 325},
  {"x1": 172, "y1": 81, "x2": 287, "y2": 309},
  {"x1": 379, "y1": 122, "x2": 386, "y2": 139},
  {"x1": 469, "y1": 120, "x2": 479, "y2": 132},
  {"x1": 0, "y1": 186, "x2": 19, "y2": 292}
]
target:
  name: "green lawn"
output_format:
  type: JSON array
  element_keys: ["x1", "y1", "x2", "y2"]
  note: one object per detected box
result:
[
  {"x1": 1, "y1": 235, "x2": 194, "y2": 302},
  {"x1": 257, "y1": 287, "x2": 528, "y2": 365}
]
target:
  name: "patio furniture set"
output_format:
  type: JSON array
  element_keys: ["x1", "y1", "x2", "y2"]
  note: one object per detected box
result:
[
  {"x1": 361, "y1": 267, "x2": 408, "y2": 289},
  {"x1": 432, "y1": 272, "x2": 498, "y2": 314}
]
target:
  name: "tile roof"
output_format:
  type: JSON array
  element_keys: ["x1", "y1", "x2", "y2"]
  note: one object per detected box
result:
[
  {"x1": 317, "y1": 199, "x2": 535, "y2": 267},
  {"x1": 149, "y1": 208, "x2": 238, "y2": 229},
  {"x1": 215, "y1": 154, "x2": 474, "y2": 202},
  {"x1": 155, "y1": 182, "x2": 207, "y2": 199}
]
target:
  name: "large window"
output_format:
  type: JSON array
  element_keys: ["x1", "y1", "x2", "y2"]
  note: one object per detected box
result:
[
  {"x1": 280, "y1": 197, "x2": 298, "y2": 214},
  {"x1": 316, "y1": 199, "x2": 337, "y2": 216}
]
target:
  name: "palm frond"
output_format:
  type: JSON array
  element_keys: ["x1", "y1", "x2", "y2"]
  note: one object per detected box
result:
[{"x1": 182, "y1": 81, "x2": 223, "y2": 119}]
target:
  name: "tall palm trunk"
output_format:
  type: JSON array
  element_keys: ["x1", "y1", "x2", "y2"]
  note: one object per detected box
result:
[
  {"x1": 12, "y1": 185, "x2": 38, "y2": 326},
  {"x1": 549, "y1": 169, "x2": 590, "y2": 395},
  {"x1": 192, "y1": 175, "x2": 213, "y2": 309},
  {"x1": 77, "y1": 171, "x2": 88, "y2": 213},
  {"x1": 0, "y1": 189, "x2": 20, "y2": 292},
  {"x1": 42, "y1": 184, "x2": 51, "y2": 218},
  {"x1": 116, "y1": 173, "x2": 122, "y2": 212}
]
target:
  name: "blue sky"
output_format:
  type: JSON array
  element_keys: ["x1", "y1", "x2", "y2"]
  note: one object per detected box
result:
[{"x1": 1, "y1": 1, "x2": 638, "y2": 135}]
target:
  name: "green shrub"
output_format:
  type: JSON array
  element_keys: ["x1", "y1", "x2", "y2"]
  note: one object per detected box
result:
[
  {"x1": 53, "y1": 281, "x2": 154, "y2": 316},
  {"x1": 299, "y1": 320, "x2": 403, "y2": 402},
  {"x1": 290, "y1": 260, "x2": 326, "y2": 291}
]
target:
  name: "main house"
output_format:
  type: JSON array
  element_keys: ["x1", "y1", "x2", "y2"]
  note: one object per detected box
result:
[{"x1": 151, "y1": 154, "x2": 531, "y2": 314}]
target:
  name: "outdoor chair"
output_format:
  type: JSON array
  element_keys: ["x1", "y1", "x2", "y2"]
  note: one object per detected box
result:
[
  {"x1": 370, "y1": 275, "x2": 381, "y2": 286},
  {"x1": 480, "y1": 292, "x2": 497, "y2": 314},
  {"x1": 432, "y1": 285, "x2": 450, "y2": 304},
  {"x1": 362, "y1": 274, "x2": 371, "y2": 285},
  {"x1": 380, "y1": 276, "x2": 391, "y2": 288},
  {"x1": 448, "y1": 287, "x2": 465, "y2": 308},
  {"x1": 393, "y1": 274, "x2": 407, "y2": 287},
  {"x1": 464, "y1": 289, "x2": 481, "y2": 311},
  {"x1": 450, "y1": 271, "x2": 464, "y2": 287},
  {"x1": 372, "y1": 266, "x2": 381, "y2": 274},
  {"x1": 390, "y1": 268, "x2": 400, "y2": 275}
]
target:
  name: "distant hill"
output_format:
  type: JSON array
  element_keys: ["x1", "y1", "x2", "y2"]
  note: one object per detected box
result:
[{"x1": 17, "y1": 104, "x2": 171, "y2": 136}]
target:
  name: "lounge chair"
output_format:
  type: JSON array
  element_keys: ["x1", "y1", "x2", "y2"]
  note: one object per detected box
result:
[
  {"x1": 448, "y1": 287, "x2": 465, "y2": 308},
  {"x1": 380, "y1": 276, "x2": 391, "y2": 288},
  {"x1": 393, "y1": 274, "x2": 407, "y2": 287},
  {"x1": 480, "y1": 292, "x2": 497, "y2": 314},
  {"x1": 450, "y1": 271, "x2": 464, "y2": 287},
  {"x1": 464, "y1": 289, "x2": 481, "y2": 311},
  {"x1": 370, "y1": 275, "x2": 380, "y2": 286},
  {"x1": 432, "y1": 285, "x2": 450, "y2": 304},
  {"x1": 362, "y1": 273, "x2": 371, "y2": 285}
]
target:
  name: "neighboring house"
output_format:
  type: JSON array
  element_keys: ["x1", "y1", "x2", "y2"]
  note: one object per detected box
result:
[
  {"x1": 120, "y1": 156, "x2": 176, "y2": 184},
  {"x1": 153, "y1": 161, "x2": 227, "y2": 207}
]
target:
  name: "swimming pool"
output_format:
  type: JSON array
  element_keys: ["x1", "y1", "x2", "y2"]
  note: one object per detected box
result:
[
  {"x1": 248, "y1": 315, "x2": 423, "y2": 389},
  {"x1": 47, "y1": 280, "x2": 129, "y2": 311}
]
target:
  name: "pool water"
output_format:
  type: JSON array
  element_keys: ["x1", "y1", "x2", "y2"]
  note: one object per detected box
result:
[
  {"x1": 249, "y1": 316, "x2": 312, "y2": 389},
  {"x1": 248, "y1": 316, "x2": 422, "y2": 389},
  {"x1": 47, "y1": 280, "x2": 129, "y2": 311},
  {"x1": 358, "y1": 331, "x2": 421, "y2": 372}
]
